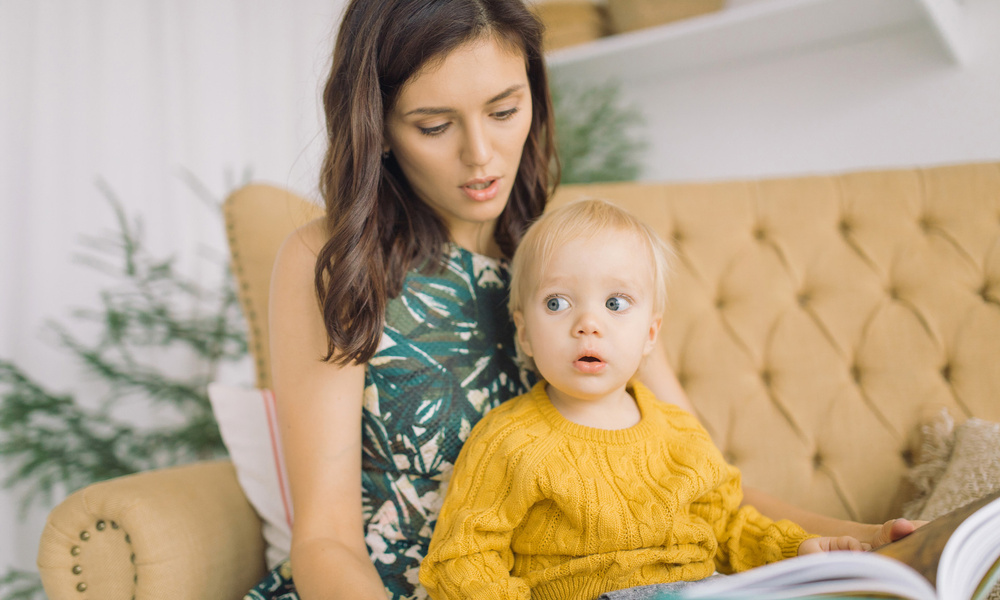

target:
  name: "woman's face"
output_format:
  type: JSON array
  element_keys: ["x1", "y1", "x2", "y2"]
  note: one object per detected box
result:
[{"x1": 385, "y1": 36, "x2": 533, "y2": 256}]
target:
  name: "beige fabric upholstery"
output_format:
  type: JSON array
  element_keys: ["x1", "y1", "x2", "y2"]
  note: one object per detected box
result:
[
  {"x1": 224, "y1": 184, "x2": 324, "y2": 389},
  {"x1": 37, "y1": 461, "x2": 266, "y2": 600},
  {"x1": 38, "y1": 162, "x2": 1000, "y2": 598},
  {"x1": 551, "y1": 162, "x2": 1000, "y2": 524}
]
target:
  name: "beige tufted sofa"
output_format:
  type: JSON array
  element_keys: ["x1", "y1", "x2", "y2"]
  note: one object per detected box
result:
[{"x1": 37, "y1": 161, "x2": 1000, "y2": 599}]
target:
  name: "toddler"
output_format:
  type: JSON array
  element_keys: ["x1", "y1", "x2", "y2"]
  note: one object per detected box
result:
[{"x1": 419, "y1": 199, "x2": 862, "y2": 600}]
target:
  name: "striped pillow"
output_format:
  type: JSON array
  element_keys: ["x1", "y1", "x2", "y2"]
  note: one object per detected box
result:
[{"x1": 208, "y1": 383, "x2": 293, "y2": 569}]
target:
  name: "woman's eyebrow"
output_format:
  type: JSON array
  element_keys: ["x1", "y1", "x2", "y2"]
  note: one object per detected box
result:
[
  {"x1": 487, "y1": 84, "x2": 526, "y2": 104},
  {"x1": 403, "y1": 84, "x2": 526, "y2": 117}
]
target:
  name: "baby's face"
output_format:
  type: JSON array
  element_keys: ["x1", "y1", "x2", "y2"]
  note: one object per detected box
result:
[{"x1": 514, "y1": 229, "x2": 661, "y2": 404}]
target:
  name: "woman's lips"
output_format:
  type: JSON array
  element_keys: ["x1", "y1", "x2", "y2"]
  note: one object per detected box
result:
[{"x1": 461, "y1": 178, "x2": 500, "y2": 202}]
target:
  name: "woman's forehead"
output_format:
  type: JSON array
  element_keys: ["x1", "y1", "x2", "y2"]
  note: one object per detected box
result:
[{"x1": 394, "y1": 37, "x2": 528, "y2": 111}]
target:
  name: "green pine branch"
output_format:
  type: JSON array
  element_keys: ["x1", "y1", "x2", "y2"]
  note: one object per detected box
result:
[
  {"x1": 0, "y1": 178, "x2": 249, "y2": 513},
  {"x1": 551, "y1": 78, "x2": 648, "y2": 184},
  {"x1": 0, "y1": 569, "x2": 43, "y2": 600}
]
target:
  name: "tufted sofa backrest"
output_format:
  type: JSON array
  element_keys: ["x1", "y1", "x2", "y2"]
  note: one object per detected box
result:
[
  {"x1": 226, "y1": 162, "x2": 1000, "y2": 525},
  {"x1": 551, "y1": 162, "x2": 1000, "y2": 524}
]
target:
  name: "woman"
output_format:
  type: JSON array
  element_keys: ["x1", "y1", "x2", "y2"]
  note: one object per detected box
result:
[{"x1": 248, "y1": 1, "x2": 915, "y2": 598}]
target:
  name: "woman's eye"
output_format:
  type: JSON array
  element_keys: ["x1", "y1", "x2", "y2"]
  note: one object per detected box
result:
[
  {"x1": 545, "y1": 297, "x2": 569, "y2": 312},
  {"x1": 494, "y1": 107, "x2": 518, "y2": 121},
  {"x1": 606, "y1": 296, "x2": 631, "y2": 312},
  {"x1": 419, "y1": 123, "x2": 449, "y2": 136}
]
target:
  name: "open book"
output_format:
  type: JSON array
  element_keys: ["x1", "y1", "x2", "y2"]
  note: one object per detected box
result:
[{"x1": 674, "y1": 490, "x2": 1000, "y2": 600}]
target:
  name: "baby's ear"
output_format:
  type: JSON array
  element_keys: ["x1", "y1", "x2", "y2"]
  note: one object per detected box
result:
[
  {"x1": 643, "y1": 315, "x2": 663, "y2": 356},
  {"x1": 513, "y1": 311, "x2": 533, "y2": 357}
]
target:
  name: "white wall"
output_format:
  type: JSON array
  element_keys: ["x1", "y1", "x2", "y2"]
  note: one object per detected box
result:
[
  {"x1": 0, "y1": 0, "x2": 346, "y2": 580},
  {"x1": 622, "y1": 0, "x2": 1000, "y2": 182}
]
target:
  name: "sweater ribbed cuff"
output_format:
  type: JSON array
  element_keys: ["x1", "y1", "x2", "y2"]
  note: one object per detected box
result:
[{"x1": 775, "y1": 520, "x2": 819, "y2": 558}]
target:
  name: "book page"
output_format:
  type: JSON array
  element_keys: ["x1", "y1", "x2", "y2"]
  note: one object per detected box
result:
[
  {"x1": 677, "y1": 552, "x2": 936, "y2": 600},
  {"x1": 937, "y1": 492, "x2": 1000, "y2": 600}
]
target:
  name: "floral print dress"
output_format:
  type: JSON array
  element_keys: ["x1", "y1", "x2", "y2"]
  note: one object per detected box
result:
[{"x1": 246, "y1": 244, "x2": 534, "y2": 600}]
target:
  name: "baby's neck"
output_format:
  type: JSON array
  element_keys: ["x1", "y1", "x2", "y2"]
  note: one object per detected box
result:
[{"x1": 545, "y1": 385, "x2": 641, "y2": 430}]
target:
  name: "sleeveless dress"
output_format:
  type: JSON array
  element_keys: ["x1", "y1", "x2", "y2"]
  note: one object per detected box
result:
[{"x1": 245, "y1": 244, "x2": 534, "y2": 600}]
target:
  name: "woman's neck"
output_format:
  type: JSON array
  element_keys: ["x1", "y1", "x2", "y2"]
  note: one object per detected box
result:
[{"x1": 451, "y1": 222, "x2": 501, "y2": 258}]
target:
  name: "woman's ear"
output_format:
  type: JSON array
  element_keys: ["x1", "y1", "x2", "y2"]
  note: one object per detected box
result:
[
  {"x1": 513, "y1": 311, "x2": 533, "y2": 357},
  {"x1": 642, "y1": 315, "x2": 663, "y2": 356}
]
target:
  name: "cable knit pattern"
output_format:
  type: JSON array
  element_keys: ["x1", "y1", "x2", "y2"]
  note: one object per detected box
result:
[{"x1": 420, "y1": 381, "x2": 814, "y2": 600}]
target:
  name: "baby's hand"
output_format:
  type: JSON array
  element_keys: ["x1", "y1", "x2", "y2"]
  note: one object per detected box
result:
[{"x1": 798, "y1": 536, "x2": 870, "y2": 555}]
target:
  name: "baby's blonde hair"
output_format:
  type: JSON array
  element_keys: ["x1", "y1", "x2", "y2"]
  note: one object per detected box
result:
[{"x1": 508, "y1": 198, "x2": 674, "y2": 320}]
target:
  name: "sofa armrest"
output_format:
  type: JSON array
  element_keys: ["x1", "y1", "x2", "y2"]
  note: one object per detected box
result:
[{"x1": 37, "y1": 460, "x2": 267, "y2": 600}]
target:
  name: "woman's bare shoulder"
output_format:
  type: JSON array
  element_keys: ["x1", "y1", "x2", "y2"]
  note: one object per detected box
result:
[
  {"x1": 271, "y1": 217, "x2": 329, "y2": 285},
  {"x1": 276, "y1": 217, "x2": 328, "y2": 265}
]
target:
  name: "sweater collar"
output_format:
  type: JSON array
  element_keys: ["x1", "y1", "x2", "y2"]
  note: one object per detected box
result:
[{"x1": 530, "y1": 380, "x2": 659, "y2": 444}]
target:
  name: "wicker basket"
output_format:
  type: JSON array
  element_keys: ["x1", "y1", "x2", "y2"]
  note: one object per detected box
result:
[
  {"x1": 606, "y1": 0, "x2": 724, "y2": 34},
  {"x1": 532, "y1": 0, "x2": 608, "y2": 51}
]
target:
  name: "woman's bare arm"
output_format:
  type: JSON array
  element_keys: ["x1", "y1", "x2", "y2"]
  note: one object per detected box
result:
[
  {"x1": 269, "y1": 220, "x2": 387, "y2": 600},
  {"x1": 743, "y1": 487, "x2": 920, "y2": 547}
]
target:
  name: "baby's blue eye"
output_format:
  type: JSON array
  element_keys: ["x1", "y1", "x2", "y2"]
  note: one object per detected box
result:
[
  {"x1": 606, "y1": 296, "x2": 631, "y2": 312},
  {"x1": 546, "y1": 297, "x2": 569, "y2": 312}
]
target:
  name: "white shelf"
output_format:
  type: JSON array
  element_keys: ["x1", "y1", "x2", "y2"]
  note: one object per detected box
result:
[{"x1": 546, "y1": 0, "x2": 967, "y2": 84}]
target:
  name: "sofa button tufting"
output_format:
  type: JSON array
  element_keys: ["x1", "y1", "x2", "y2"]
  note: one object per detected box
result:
[
  {"x1": 850, "y1": 365, "x2": 862, "y2": 383},
  {"x1": 79, "y1": 531, "x2": 90, "y2": 541},
  {"x1": 888, "y1": 287, "x2": 899, "y2": 300},
  {"x1": 72, "y1": 565, "x2": 82, "y2": 575},
  {"x1": 753, "y1": 227, "x2": 766, "y2": 241},
  {"x1": 941, "y1": 364, "x2": 952, "y2": 381},
  {"x1": 111, "y1": 521, "x2": 119, "y2": 529},
  {"x1": 70, "y1": 545, "x2": 81, "y2": 556},
  {"x1": 797, "y1": 292, "x2": 810, "y2": 307},
  {"x1": 76, "y1": 582, "x2": 87, "y2": 592},
  {"x1": 673, "y1": 230, "x2": 684, "y2": 243},
  {"x1": 813, "y1": 453, "x2": 823, "y2": 468},
  {"x1": 761, "y1": 370, "x2": 772, "y2": 386},
  {"x1": 96, "y1": 520, "x2": 106, "y2": 531},
  {"x1": 838, "y1": 220, "x2": 852, "y2": 236}
]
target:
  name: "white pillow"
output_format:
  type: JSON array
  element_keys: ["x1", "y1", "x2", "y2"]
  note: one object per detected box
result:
[{"x1": 207, "y1": 383, "x2": 293, "y2": 569}]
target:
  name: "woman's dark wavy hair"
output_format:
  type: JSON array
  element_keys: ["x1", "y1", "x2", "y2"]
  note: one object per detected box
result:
[{"x1": 316, "y1": 0, "x2": 558, "y2": 365}]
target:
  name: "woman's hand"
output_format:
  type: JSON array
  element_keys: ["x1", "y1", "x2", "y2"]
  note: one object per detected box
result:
[
  {"x1": 866, "y1": 518, "x2": 927, "y2": 549},
  {"x1": 799, "y1": 519, "x2": 927, "y2": 555}
]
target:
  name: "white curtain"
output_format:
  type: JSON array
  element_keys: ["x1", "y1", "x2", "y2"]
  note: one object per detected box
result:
[{"x1": 0, "y1": 0, "x2": 346, "y2": 576}]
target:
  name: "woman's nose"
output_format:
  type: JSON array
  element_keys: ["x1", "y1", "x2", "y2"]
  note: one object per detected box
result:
[{"x1": 461, "y1": 122, "x2": 493, "y2": 167}]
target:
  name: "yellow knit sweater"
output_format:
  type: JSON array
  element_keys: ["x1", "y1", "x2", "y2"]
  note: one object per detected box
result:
[{"x1": 419, "y1": 381, "x2": 814, "y2": 600}]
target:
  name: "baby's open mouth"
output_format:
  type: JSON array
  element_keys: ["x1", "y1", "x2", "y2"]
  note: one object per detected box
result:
[{"x1": 574, "y1": 354, "x2": 606, "y2": 373}]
